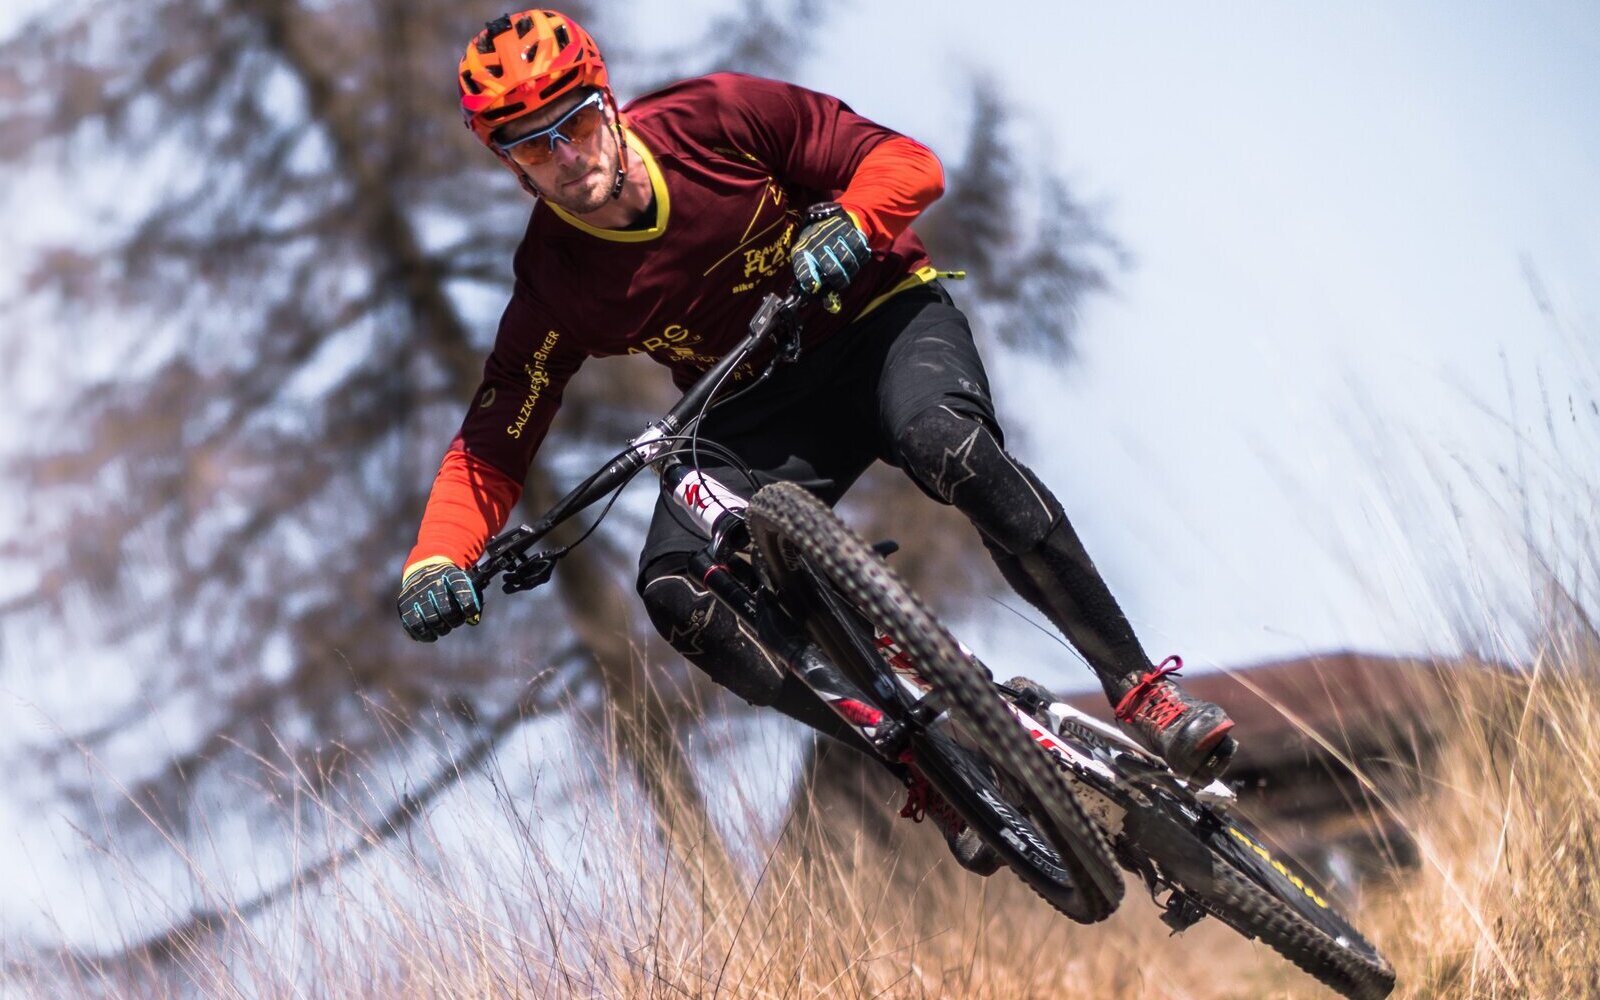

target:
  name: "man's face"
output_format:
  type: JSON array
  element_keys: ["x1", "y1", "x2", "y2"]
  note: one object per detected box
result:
[{"x1": 494, "y1": 89, "x2": 618, "y2": 213}]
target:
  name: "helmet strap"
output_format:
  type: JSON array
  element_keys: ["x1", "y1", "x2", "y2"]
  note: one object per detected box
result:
[
  {"x1": 498, "y1": 149, "x2": 542, "y2": 198},
  {"x1": 604, "y1": 90, "x2": 627, "y2": 201}
]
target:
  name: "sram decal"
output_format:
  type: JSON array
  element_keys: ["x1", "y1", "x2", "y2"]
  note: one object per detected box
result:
[{"x1": 1014, "y1": 709, "x2": 1117, "y2": 784}]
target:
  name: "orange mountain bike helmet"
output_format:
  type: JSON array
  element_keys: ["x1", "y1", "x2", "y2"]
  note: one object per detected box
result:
[{"x1": 459, "y1": 10, "x2": 619, "y2": 194}]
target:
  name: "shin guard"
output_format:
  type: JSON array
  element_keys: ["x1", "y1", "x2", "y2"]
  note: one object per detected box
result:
[
  {"x1": 895, "y1": 405, "x2": 1152, "y2": 699},
  {"x1": 639, "y1": 562, "x2": 875, "y2": 752}
]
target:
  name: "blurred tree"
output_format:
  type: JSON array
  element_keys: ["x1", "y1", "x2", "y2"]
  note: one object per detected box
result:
[
  {"x1": 0, "y1": 0, "x2": 745, "y2": 927},
  {"x1": 0, "y1": 0, "x2": 1122, "y2": 957}
]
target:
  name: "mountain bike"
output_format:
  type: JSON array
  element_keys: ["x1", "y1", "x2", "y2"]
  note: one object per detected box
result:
[{"x1": 471, "y1": 288, "x2": 1396, "y2": 1000}]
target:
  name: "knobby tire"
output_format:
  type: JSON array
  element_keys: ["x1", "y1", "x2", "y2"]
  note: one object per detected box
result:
[
  {"x1": 1116, "y1": 779, "x2": 1395, "y2": 999},
  {"x1": 747, "y1": 481, "x2": 1123, "y2": 923},
  {"x1": 1188, "y1": 819, "x2": 1394, "y2": 999}
]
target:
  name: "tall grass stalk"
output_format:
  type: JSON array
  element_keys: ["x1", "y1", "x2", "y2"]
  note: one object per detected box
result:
[{"x1": 10, "y1": 639, "x2": 1600, "y2": 998}]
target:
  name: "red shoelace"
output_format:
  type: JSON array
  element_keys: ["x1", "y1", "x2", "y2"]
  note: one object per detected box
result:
[{"x1": 1113, "y1": 655, "x2": 1188, "y2": 731}]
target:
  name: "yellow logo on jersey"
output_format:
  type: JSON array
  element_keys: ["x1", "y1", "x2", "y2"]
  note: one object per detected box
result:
[
  {"x1": 629, "y1": 322, "x2": 703, "y2": 358},
  {"x1": 743, "y1": 223, "x2": 794, "y2": 278},
  {"x1": 507, "y1": 329, "x2": 561, "y2": 439}
]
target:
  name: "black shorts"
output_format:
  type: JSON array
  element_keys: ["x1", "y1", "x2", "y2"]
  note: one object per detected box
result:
[{"x1": 637, "y1": 281, "x2": 999, "y2": 582}]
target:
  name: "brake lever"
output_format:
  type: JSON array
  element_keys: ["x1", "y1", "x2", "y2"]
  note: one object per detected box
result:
[
  {"x1": 501, "y1": 552, "x2": 558, "y2": 593},
  {"x1": 775, "y1": 287, "x2": 812, "y2": 363},
  {"x1": 472, "y1": 524, "x2": 562, "y2": 595}
]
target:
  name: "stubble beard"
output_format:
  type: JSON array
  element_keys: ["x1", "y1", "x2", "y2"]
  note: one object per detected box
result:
[{"x1": 540, "y1": 137, "x2": 618, "y2": 215}]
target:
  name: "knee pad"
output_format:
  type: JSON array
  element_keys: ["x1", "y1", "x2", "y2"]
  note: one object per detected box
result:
[
  {"x1": 638, "y1": 559, "x2": 787, "y2": 706},
  {"x1": 893, "y1": 405, "x2": 1062, "y2": 554}
]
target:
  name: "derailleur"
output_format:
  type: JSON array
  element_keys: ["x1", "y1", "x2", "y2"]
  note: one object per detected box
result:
[
  {"x1": 1159, "y1": 890, "x2": 1209, "y2": 934},
  {"x1": 1122, "y1": 844, "x2": 1208, "y2": 935}
]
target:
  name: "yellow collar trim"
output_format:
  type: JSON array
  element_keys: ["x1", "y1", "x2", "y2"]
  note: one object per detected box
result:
[{"x1": 547, "y1": 128, "x2": 668, "y2": 242}]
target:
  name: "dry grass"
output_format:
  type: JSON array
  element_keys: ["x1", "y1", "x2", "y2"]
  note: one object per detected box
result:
[
  {"x1": 10, "y1": 639, "x2": 1600, "y2": 999},
  {"x1": 1356, "y1": 637, "x2": 1600, "y2": 999}
]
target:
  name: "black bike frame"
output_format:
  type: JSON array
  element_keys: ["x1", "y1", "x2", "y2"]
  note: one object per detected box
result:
[
  {"x1": 471, "y1": 289, "x2": 801, "y2": 594},
  {"x1": 469, "y1": 288, "x2": 911, "y2": 760}
]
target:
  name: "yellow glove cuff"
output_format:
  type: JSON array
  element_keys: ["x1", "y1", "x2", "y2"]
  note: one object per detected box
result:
[{"x1": 401, "y1": 554, "x2": 457, "y2": 587}]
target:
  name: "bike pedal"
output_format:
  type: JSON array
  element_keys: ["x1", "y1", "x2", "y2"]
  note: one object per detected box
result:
[{"x1": 1194, "y1": 734, "x2": 1239, "y2": 784}]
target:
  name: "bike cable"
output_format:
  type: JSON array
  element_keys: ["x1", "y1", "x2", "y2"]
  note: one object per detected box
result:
[
  {"x1": 680, "y1": 313, "x2": 803, "y2": 526},
  {"x1": 542, "y1": 435, "x2": 762, "y2": 560}
]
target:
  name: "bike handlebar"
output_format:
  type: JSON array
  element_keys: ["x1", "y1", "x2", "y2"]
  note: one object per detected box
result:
[{"x1": 469, "y1": 286, "x2": 811, "y2": 595}]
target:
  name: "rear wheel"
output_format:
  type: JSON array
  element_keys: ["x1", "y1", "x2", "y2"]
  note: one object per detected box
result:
[
  {"x1": 1204, "y1": 819, "x2": 1393, "y2": 999},
  {"x1": 747, "y1": 481, "x2": 1123, "y2": 922},
  {"x1": 997, "y1": 678, "x2": 1394, "y2": 998},
  {"x1": 1124, "y1": 788, "x2": 1396, "y2": 999}
]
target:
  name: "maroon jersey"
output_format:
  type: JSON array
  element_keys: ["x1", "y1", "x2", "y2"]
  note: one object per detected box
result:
[{"x1": 454, "y1": 72, "x2": 937, "y2": 485}]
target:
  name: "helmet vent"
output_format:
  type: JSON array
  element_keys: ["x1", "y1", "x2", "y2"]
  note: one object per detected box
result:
[
  {"x1": 486, "y1": 63, "x2": 504, "y2": 78},
  {"x1": 537, "y1": 68, "x2": 578, "y2": 100},
  {"x1": 514, "y1": 15, "x2": 533, "y2": 36},
  {"x1": 479, "y1": 15, "x2": 511, "y2": 52},
  {"x1": 460, "y1": 70, "x2": 483, "y2": 95},
  {"x1": 481, "y1": 101, "x2": 526, "y2": 122},
  {"x1": 553, "y1": 24, "x2": 570, "y2": 48}
]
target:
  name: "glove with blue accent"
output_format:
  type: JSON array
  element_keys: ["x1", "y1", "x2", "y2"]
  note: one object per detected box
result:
[
  {"x1": 398, "y1": 556, "x2": 483, "y2": 642},
  {"x1": 791, "y1": 202, "x2": 870, "y2": 295}
]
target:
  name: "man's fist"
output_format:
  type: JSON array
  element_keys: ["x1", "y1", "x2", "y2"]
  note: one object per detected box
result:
[
  {"x1": 398, "y1": 556, "x2": 482, "y2": 642},
  {"x1": 791, "y1": 203, "x2": 870, "y2": 295}
]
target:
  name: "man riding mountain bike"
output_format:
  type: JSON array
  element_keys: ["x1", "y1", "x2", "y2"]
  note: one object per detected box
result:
[{"x1": 398, "y1": 9, "x2": 1237, "y2": 877}]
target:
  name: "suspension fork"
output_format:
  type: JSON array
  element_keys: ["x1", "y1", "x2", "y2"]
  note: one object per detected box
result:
[{"x1": 687, "y1": 549, "x2": 911, "y2": 759}]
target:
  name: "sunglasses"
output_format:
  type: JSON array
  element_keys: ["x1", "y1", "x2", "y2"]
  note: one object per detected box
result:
[{"x1": 495, "y1": 91, "x2": 608, "y2": 165}]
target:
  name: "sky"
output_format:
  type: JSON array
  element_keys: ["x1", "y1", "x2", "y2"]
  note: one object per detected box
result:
[
  {"x1": 2, "y1": 2, "x2": 1592, "y2": 680},
  {"x1": 4, "y1": 0, "x2": 1600, "y2": 953},
  {"x1": 745, "y1": 1, "x2": 1600, "y2": 685}
]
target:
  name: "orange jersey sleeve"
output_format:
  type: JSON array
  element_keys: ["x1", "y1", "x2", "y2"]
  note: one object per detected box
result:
[
  {"x1": 403, "y1": 446, "x2": 523, "y2": 573},
  {"x1": 837, "y1": 136, "x2": 945, "y2": 250}
]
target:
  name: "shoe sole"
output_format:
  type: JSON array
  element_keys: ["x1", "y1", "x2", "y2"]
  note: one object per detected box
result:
[{"x1": 1188, "y1": 722, "x2": 1237, "y2": 783}]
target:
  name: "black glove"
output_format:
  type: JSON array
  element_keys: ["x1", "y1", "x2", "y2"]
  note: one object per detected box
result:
[
  {"x1": 791, "y1": 202, "x2": 870, "y2": 295},
  {"x1": 398, "y1": 557, "x2": 483, "y2": 642}
]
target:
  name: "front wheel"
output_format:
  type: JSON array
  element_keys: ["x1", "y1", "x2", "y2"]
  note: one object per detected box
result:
[{"x1": 746, "y1": 481, "x2": 1123, "y2": 922}]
